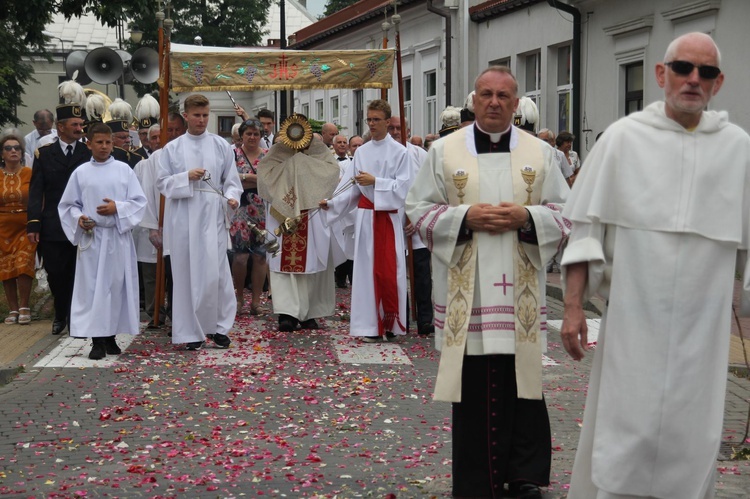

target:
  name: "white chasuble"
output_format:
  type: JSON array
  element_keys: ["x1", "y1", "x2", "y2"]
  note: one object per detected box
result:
[{"x1": 406, "y1": 126, "x2": 570, "y2": 402}]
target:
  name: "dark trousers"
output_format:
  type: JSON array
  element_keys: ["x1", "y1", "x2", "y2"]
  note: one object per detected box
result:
[
  {"x1": 335, "y1": 259, "x2": 353, "y2": 286},
  {"x1": 452, "y1": 355, "x2": 551, "y2": 498},
  {"x1": 412, "y1": 248, "x2": 433, "y2": 326},
  {"x1": 38, "y1": 240, "x2": 77, "y2": 325}
]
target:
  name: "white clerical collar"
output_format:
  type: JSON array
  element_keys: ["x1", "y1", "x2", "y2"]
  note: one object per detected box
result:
[
  {"x1": 92, "y1": 156, "x2": 115, "y2": 166},
  {"x1": 474, "y1": 122, "x2": 512, "y2": 143}
]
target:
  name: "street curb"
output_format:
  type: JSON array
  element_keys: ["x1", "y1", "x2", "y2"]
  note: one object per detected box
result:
[
  {"x1": 546, "y1": 281, "x2": 604, "y2": 315},
  {"x1": 0, "y1": 366, "x2": 23, "y2": 386}
]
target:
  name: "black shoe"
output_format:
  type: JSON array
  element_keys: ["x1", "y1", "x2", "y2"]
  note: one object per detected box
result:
[
  {"x1": 336, "y1": 281, "x2": 348, "y2": 289},
  {"x1": 213, "y1": 334, "x2": 230, "y2": 349},
  {"x1": 299, "y1": 318, "x2": 319, "y2": 329},
  {"x1": 186, "y1": 341, "x2": 204, "y2": 351},
  {"x1": 508, "y1": 482, "x2": 543, "y2": 499},
  {"x1": 51, "y1": 320, "x2": 66, "y2": 335},
  {"x1": 418, "y1": 323, "x2": 435, "y2": 337},
  {"x1": 385, "y1": 331, "x2": 396, "y2": 342},
  {"x1": 89, "y1": 338, "x2": 107, "y2": 360},
  {"x1": 105, "y1": 336, "x2": 121, "y2": 355},
  {"x1": 278, "y1": 314, "x2": 299, "y2": 332}
]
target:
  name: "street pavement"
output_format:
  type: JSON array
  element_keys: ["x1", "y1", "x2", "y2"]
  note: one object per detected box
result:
[{"x1": 0, "y1": 279, "x2": 748, "y2": 498}]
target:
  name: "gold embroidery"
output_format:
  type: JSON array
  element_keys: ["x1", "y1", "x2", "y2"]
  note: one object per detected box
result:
[{"x1": 283, "y1": 186, "x2": 297, "y2": 209}]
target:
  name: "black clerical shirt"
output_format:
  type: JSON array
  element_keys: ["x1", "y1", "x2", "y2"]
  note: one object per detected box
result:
[{"x1": 457, "y1": 125, "x2": 537, "y2": 243}]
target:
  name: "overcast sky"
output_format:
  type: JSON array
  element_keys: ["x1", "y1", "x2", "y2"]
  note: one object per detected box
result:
[{"x1": 304, "y1": 0, "x2": 327, "y2": 18}]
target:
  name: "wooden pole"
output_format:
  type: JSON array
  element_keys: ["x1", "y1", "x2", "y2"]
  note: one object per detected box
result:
[
  {"x1": 393, "y1": 13, "x2": 418, "y2": 323},
  {"x1": 152, "y1": 13, "x2": 171, "y2": 328},
  {"x1": 381, "y1": 11, "x2": 390, "y2": 101}
]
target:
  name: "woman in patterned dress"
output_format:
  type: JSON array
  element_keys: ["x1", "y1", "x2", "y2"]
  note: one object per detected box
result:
[
  {"x1": 229, "y1": 119, "x2": 269, "y2": 315},
  {"x1": 0, "y1": 134, "x2": 37, "y2": 325}
]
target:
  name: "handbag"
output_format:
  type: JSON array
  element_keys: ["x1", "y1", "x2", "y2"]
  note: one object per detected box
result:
[{"x1": 35, "y1": 259, "x2": 49, "y2": 293}]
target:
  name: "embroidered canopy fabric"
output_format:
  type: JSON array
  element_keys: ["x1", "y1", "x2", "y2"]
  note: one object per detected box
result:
[{"x1": 169, "y1": 47, "x2": 395, "y2": 92}]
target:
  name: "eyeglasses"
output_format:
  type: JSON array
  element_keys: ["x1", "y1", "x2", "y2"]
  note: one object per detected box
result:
[
  {"x1": 244, "y1": 119, "x2": 262, "y2": 128},
  {"x1": 3, "y1": 145, "x2": 22, "y2": 152},
  {"x1": 665, "y1": 60, "x2": 721, "y2": 80},
  {"x1": 365, "y1": 118, "x2": 385, "y2": 124}
]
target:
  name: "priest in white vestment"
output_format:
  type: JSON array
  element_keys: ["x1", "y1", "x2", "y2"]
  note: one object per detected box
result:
[
  {"x1": 258, "y1": 126, "x2": 340, "y2": 332},
  {"x1": 322, "y1": 100, "x2": 410, "y2": 342},
  {"x1": 58, "y1": 123, "x2": 147, "y2": 360},
  {"x1": 406, "y1": 67, "x2": 569, "y2": 498},
  {"x1": 561, "y1": 33, "x2": 750, "y2": 499},
  {"x1": 157, "y1": 95, "x2": 242, "y2": 350}
]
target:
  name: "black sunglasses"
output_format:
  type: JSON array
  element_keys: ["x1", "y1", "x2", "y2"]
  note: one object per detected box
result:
[
  {"x1": 665, "y1": 60, "x2": 721, "y2": 79},
  {"x1": 243, "y1": 119, "x2": 262, "y2": 128},
  {"x1": 3, "y1": 145, "x2": 22, "y2": 152}
]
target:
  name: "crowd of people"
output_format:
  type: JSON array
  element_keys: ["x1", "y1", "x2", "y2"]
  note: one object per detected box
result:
[{"x1": 1, "y1": 31, "x2": 748, "y2": 498}]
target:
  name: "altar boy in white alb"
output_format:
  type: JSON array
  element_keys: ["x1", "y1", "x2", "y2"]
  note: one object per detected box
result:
[
  {"x1": 58, "y1": 122, "x2": 147, "y2": 360},
  {"x1": 321, "y1": 99, "x2": 411, "y2": 343},
  {"x1": 158, "y1": 94, "x2": 242, "y2": 351}
]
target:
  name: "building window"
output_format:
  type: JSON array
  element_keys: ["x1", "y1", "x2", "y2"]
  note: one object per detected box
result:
[
  {"x1": 330, "y1": 96, "x2": 339, "y2": 123},
  {"x1": 354, "y1": 90, "x2": 364, "y2": 136},
  {"x1": 557, "y1": 45, "x2": 572, "y2": 133},
  {"x1": 316, "y1": 99, "x2": 324, "y2": 120},
  {"x1": 424, "y1": 71, "x2": 437, "y2": 135},
  {"x1": 524, "y1": 52, "x2": 542, "y2": 117},
  {"x1": 489, "y1": 57, "x2": 510, "y2": 67},
  {"x1": 301, "y1": 103, "x2": 309, "y2": 118},
  {"x1": 625, "y1": 62, "x2": 643, "y2": 115},
  {"x1": 403, "y1": 77, "x2": 412, "y2": 132},
  {"x1": 218, "y1": 116, "x2": 235, "y2": 139}
]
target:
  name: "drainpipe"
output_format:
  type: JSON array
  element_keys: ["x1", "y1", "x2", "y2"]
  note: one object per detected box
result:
[
  {"x1": 427, "y1": 0, "x2": 452, "y2": 106},
  {"x1": 547, "y1": 0, "x2": 581, "y2": 153}
]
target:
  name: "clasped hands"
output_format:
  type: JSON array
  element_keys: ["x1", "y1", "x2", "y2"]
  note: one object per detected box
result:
[{"x1": 465, "y1": 202, "x2": 529, "y2": 234}]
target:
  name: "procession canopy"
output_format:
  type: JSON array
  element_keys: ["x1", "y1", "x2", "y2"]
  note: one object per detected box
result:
[{"x1": 169, "y1": 43, "x2": 395, "y2": 92}]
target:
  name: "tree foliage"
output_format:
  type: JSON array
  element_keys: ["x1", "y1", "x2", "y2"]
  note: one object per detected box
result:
[
  {"x1": 323, "y1": 0, "x2": 360, "y2": 17},
  {"x1": 1, "y1": 0, "x2": 274, "y2": 127}
]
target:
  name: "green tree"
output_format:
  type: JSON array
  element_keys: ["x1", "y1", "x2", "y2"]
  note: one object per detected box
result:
[
  {"x1": 0, "y1": 0, "x2": 273, "y2": 127},
  {"x1": 323, "y1": 0, "x2": 360, "y2": 17}
]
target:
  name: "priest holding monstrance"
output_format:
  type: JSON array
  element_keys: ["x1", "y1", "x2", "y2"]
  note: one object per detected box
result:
[{"x1": 257, "y1": 115, "x2": 341, "y2": 332}]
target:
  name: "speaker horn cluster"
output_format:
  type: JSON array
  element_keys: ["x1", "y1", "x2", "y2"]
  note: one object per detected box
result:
[{"x1": 65, "y1": 47, "x2": 159, "y2": 85}]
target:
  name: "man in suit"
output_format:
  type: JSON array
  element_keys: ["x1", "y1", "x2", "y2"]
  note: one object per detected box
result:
[{"x1": 27, "y1": 103, "x2": 92, "y2": 335}]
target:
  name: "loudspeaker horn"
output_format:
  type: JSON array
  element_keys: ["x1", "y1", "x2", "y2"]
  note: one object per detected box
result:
[
  {"x1": 84, "y1": 47, "x2": 124, "y2": 84},
  {"x1": 130, "y1": 47, "x2": 160, "y2": 84},
  {"x1": 115, "y1": 49, "x2": 133, "y2": 83},
  {"x1": 65, "y1": 50, "x2": 92, "y2": 85}
]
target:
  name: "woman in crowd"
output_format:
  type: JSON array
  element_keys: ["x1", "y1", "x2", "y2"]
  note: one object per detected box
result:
[
  {"x1": 0, "y1": 134, "x2": 37, "y2": 325},
  {"x1": 556, "y1": 131, "x2": 581, "y2": 184},
  {"x1": 229, "y1": 119, "x2": 269, "y2": 315}
]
